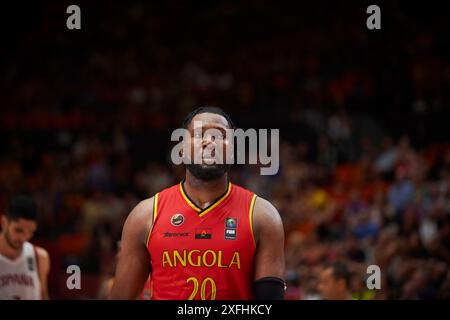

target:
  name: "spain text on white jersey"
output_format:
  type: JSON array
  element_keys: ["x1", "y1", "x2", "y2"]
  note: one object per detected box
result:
[{"x1": 0, "y1": 241, "x2": 41, "y2": 300}]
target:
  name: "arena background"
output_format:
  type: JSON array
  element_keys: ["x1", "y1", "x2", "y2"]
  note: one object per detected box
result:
[{"x1": 0, "y1": 1, "x2": 449, "y2": 299}]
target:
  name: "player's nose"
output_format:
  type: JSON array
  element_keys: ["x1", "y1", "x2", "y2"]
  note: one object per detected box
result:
[{"x1": 202, "y1": 134, "x2": 217, "y2": 147}]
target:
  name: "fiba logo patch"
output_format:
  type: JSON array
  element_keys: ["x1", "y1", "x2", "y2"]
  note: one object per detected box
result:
[
  {"x1": 171, "y1": 213, "x2": 184, "y2": 226},
  {"x1": 225, "y1": 217, "x2": 237, "y2": 240}
]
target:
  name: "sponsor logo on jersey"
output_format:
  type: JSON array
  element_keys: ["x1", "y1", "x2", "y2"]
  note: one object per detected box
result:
[
  {"x1": 225, "y1": 217, "x2": 237, "y2": 228},
  {"x1": 195, "y1": 228, "x2": 212, "y2": 239},
  {"x1": 171, "y1": 213, "x2": 184, "y2": 226}
]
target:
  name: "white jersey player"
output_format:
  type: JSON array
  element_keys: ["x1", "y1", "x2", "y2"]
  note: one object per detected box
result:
[{"x1": 0, "y1": 195, "x2": 50, "y2": 299}]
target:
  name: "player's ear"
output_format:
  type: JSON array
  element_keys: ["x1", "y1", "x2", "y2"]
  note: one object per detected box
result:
[
  {"x1": 181, "y1": 139, "x2": 191, "y2": 162},
  {"x1": 181, "y1": 144, "x2": 189, "y2": 158}
]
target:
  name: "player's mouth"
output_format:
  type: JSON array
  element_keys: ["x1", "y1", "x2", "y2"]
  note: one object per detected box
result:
[{"x1": 202, "y1": 156, "x2": 217, "y2": 165}]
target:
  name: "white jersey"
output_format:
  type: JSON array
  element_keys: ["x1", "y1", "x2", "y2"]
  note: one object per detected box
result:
[{"x1": 0, "y1": 241, "x2": 41, "y2": 300}]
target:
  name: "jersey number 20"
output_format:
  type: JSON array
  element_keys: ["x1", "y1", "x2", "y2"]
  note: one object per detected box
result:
[{"x1": 187, "y1": 276, "x2": 217, "y2": 300}]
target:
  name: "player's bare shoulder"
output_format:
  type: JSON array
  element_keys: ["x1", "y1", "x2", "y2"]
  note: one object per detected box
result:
[
  {"x1": 35, "y1": 246, "x2": 50, "y2": 269},
  {"x1": 252, "y1": 196, "x2": 284, "y2": 244},
  {"x1": 123, "y1": 197, "x2": 155, "y2": 245}
]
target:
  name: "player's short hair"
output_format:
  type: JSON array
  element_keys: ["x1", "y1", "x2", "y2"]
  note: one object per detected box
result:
[
  {"x1": 182, "y1": 106, "x2": 235, "y2": 130},
  {"x1": 328, "y1": 261, "x2": 351, "y2": 287},
  {"x1": 6, "y1": 195, "x2": 38, "y2": 222}
]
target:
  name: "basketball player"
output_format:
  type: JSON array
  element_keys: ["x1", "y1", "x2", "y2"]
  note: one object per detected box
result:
[
  {"x1": 110, "y1": 106, "x2": 286, "y2": 300},
  {"x1": 0, "y1": 195, "x2": 50, "y2": 299},
  {"x1": 318, "y1": 262, "x2": 352, "y2": 300}
]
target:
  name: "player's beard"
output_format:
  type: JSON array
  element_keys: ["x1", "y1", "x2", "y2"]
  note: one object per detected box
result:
[{"x1": 186, "y1": 163, "x2": 231, "y2": 181}]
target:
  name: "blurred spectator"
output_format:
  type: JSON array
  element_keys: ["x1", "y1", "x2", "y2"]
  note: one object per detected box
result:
[{"x1": 318, "y1": 262, "x2": 352, "y2": 300}]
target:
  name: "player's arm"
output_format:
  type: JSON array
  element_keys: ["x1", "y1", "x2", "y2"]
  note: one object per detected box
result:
[
  {"x1": 36, "y1": 246, "x2": 50, "y2": 300},
  {"x1": 252, "y1": 196, "x2": 286, "y2": 299},
  {"x1": 109, "y1": 198, "x2": 154, "y2": 299}
]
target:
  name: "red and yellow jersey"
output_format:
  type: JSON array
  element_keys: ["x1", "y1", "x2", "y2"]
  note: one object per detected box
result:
[{"x1": 146, "y1": 181, "x2": 257, "y2": 300}]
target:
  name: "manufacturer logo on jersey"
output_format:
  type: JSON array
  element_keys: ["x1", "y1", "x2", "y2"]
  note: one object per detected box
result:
[
  {"x1": 195, "y1": 228, "x2": 212, "y2": 239},
  {"x1": 225, "y1": 228, "x2": 237, "y2": 240},
  {"x1": 163, "y1": 232, "x2": 189, "y2": 237},
  {"x1": 225, "y1": 218, "x2": 237, "y2": 229},
  {"x1": 171, "y1": 213, "x2": 184, "y2": 226}
]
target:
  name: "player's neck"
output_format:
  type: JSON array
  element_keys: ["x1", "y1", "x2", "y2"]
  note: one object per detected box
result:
[
  {"x1": 0, "y1": 234, "x2": 22, "y2": 260},
  {"x1": 183, "y1": 173, "x2": 229, "y2": 209}
]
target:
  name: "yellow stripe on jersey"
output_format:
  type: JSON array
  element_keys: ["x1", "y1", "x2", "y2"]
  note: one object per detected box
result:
[
  {"x1": 180, "y1": 181, "x2": 232, "y2": 217},
  {"x1": 179, "y1": 183, "x2": 201, "y2": 212},
  {"x1": 146, "y1": 193, "x2": 159, "y2": 247},
  {"x1": 249, "y1": 194, "x2": 257, "y2": 248}
]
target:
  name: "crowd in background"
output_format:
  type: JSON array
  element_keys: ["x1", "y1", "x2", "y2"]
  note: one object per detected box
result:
[{"x1": 1, "y1": 1, "x2": 449, "y2": 299}]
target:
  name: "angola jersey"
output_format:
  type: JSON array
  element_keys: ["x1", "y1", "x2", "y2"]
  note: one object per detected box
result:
[
  {"x1": 147, "y1": 181, "x2": 257, "y2": 300},
  {"x1": 0, "y1": 241, "x2": 41, "y2": 300}
]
